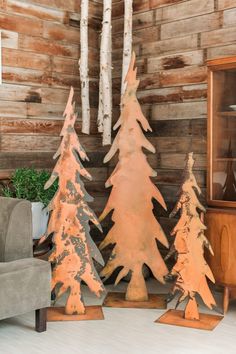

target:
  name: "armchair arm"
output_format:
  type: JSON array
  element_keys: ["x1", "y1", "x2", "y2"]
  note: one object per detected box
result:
[{"x1": 0, "y1": 197, "x2": 33, "y2": 262}]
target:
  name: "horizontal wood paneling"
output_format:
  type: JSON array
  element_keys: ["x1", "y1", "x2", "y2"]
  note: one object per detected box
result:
[
  {"x1": 141, "y1": 35, "x2": 199, "y2": 56},
  {"x1": 0, "y1": 0, "x2": 103, "y2": 229},
  {"x1": 18, "y1": 35, "x2": 79, "y2": 58},
  {"x1": 147, "y1": 50, "x2": 204, "y2": 72},
  {"x1": 0, "y1": 134, "x2": 108, "y2": 153},
  {"x1": 137, "y1": 84, "x2": 207, "y2": 104},
  {"x1": 218, "y1": 0, "x2": 236, "y2": 10},
  {"x1": 111, "y1": 0, "x2": 236, "y2": 227},
  {"x1": 0, "y1": 11, "x2": 43, "y2": 36},
  {"x1": 161, "y1": 12, "x2": 221, "y2": 40},
  {"x1": 1, "y1": 0, "x2": 236, "y2": 224},
  {"x1": 152, "y1": 101, "x2": 207, "y2": 120},
  {"x1": 1, "y1": 30, "x2": 18, "y2": 48},
  {"x1": 3, "y1": 0, "x2": 66, "y2": 22},
  {"x1": 0, "y1": 0, "x2": 102, "y2": 190}
]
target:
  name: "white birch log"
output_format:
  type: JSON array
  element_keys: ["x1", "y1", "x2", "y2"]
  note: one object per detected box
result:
[
  {"x1": 0, "y1": 31, "x2": 2, "y2": 85},
  {"x1": 108, "y1": 23, "x2": 112, "y2": 115},
  {"x1": 80, "y1": 0, "x2": 90, "y2": 134},
  {"x1": 97, "y1": 53, "x2": 103, "y2": 133},
  {"x1": 121, "y1": 0, "x2": 133, "y2": 96},
  {"x1": 98, "y1": 0, "x2": 112, "y2": 145},
  {"x1": 103, "y1": 7, "x2": 112, "y2": 146}
]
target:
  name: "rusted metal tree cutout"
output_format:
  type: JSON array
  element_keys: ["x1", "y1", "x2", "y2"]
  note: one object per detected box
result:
[
  {"x1": 43, "y1": 87, "x2": 105, "y2": 315},
  {"x1": 99, "y1": 52, "x2": 169, "y2": 303},
  {"x1": 168, "y1": 152, "x2": 216, "y2": 320}
]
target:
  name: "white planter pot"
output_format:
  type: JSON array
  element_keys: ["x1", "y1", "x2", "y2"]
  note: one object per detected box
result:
[{"x1": 31, "y1": 202, "x2": 49, "y2": 240}]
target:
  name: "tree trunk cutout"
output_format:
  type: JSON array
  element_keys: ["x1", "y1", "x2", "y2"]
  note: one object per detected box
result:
[
  {"x1": 80, "y1": 0, "x2": 90, "y2": 134},
  {"x1": 98, "y1": 0, "x2": 112, "y2": 146},
  {"x1": 42, "y1": 87, "x2": 105, "y2": 315},
  {"x1": 168, "y1": 152, "x2": 216, "y2": 320},
  {"x1": 99, "y1": 52, "x2": 169, "y2": 301}
]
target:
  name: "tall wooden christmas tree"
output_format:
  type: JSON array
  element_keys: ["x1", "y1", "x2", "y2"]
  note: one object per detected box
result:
[
  {"x1": 43, "y1": 87, "x2": 105, "y2": 320},
  {"x1": 100, "y1": 53, "x2": 169, "y2": 308},
  {"x1": 157, "y1": 153, "x2": 223, "y2": 330}
]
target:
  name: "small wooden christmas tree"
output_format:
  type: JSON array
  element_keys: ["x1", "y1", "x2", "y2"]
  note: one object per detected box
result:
[
  {"x1": 100, "y1": 53, "x2": 169, "y2": 308},
  {"x1": 42, "y1": 87, "x2": 105, "y2": 319},
  {"x1": 157, "y1": 153, "x2": 223, "y2": 330}
]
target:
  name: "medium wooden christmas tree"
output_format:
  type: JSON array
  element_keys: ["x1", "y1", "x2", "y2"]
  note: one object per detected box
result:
[
  {"x1": 99, "y1": 52, "x2": 169, "y2": 306},
  {"x1": 157, "y1": 153, "x2": 223, "y2": 330},
  {"x1": 42, "y1": 87, "x2": 105, "y2": 318}
]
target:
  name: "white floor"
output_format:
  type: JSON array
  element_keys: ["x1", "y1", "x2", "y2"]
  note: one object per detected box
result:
[{"x1": 0, "y1": 280, "x2": 235, "y2": 354}]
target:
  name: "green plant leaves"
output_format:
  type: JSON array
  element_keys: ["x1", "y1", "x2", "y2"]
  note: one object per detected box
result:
[{"x1": 2, "y1": 168, "x2": 58, "y2": 207}]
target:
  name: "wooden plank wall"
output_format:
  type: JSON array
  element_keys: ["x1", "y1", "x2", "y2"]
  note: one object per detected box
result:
[
  {"x1": 0, "y1": 0, "x2": 111, "y2": 215},
  {"x1": 112, "y1": 0, "x2": 236, "y2": 232},
  {"x1": 1, "y1": 0, "x2": 236, "y2": 232}
]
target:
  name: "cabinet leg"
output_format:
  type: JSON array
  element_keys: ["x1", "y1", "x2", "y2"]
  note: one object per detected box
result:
[
  {"x1": 35, "y1": 308, "x2": 47, "y2": 332},
  {"x1": 223, "y1": 286, "x2": 230, "y2": 314}
]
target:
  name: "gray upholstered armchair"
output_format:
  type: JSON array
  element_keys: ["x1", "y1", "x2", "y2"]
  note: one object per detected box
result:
[{"x1": 0, "y1": 197, "x2": 51, "y2": 332}]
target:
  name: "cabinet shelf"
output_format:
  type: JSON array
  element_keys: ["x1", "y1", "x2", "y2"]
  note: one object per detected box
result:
[
  {"x1": 217, "y1": 111, "x2": 236, "y2": 117},
  {"x1": 214, "y1": 158, "x2": 236, "y2": 161}
]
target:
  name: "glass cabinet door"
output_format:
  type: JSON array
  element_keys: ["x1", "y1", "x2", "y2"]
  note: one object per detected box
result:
[{"x1": 208, "y1": 59, "x2": 236, "y2": 207}]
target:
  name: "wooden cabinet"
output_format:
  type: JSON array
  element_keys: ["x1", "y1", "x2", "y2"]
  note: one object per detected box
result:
[
  {"x1": 207, "y1": 56, "x2": 236, "y2": 208},
  {"x1": 206, "y1": 208, "x2": 236, "y2": 285},
  {"x1": 206, "y1": 56, "x2": 236, "y2": 313},
  {"x1": 205, "y1": 208, "x2": 236, "y2": 313}
]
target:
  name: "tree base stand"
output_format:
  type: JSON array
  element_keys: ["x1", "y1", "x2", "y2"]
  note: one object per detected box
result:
[
  {"x1": 155, "y1": 309, "x2": 223, "y2": 331},
  {"x1": 47, "y1": 306, "x2": 104, "y2": 321},
  {"x1": 103, "y1": 292, "x2": 167, "y2": 309}
]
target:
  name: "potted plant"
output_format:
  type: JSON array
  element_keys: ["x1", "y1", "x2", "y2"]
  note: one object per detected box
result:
[{"x1": 2, "y1": 168, "x2": 58, "y2": 239}]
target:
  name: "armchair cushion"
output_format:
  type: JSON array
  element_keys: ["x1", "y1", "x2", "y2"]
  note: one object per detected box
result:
[{"x1": 0, "y1": 258, "x2": 51, "y2": 321}]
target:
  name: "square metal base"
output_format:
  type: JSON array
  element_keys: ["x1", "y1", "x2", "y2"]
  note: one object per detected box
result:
[
  {"x1": 156, "y1": 309, "x2": 223, "y2": 331},
  {"x1": 103, "y1": 292, "x2": 167, "y2": 309},
  {"x1": 47, "y1": 306, "x2": 104, "y2": 321}
]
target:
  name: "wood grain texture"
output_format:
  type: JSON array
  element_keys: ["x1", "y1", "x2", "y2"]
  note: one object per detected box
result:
[
  {"x1": 0, "y1": 11, "x2": 43, "y2": 36},
  {"x1": 161, "y1": 12, "x2": 221, "y2": 40},
  {"x1": 1, "y1": 29, "x2": 18, "y2": 49},
  {"x1": 218, "y1": 0, "x2": 236, "y2": 10},
  {"x1": 161, "y1": 0, "x2": 215, "y2": 22},
  {"x1": 5, "y1": 0, "x2": 66, "y2": 22},
  {"x1": 1, "y1": 0, "x2": 236, "y2": 236},
  {"x1": 111, "y1": 0, "x2": 236, "y2": 229},
  {"x1": 206, "y1": 208, "x2": 236, "y2": 287},
  {"x1": 0, "y1": 0, "x2": 102, "y2": 183}
]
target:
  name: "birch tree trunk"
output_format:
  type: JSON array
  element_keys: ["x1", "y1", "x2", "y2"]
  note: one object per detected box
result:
[
  {"x1": 0, "y1": 31, "x2": 2, "y2": 85},
  {"x1": 98, "y1": 0, "x2": 112, "y2": 145},
  {"x1": 98, "y1": 40, "x2": 104, "y2": 134},
  {"x1": 80, "y1": 0, "x2": 90, "y2": 134},
  {"x1": 121, "y1": 0, "x2": 133, "y2": 96}
]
